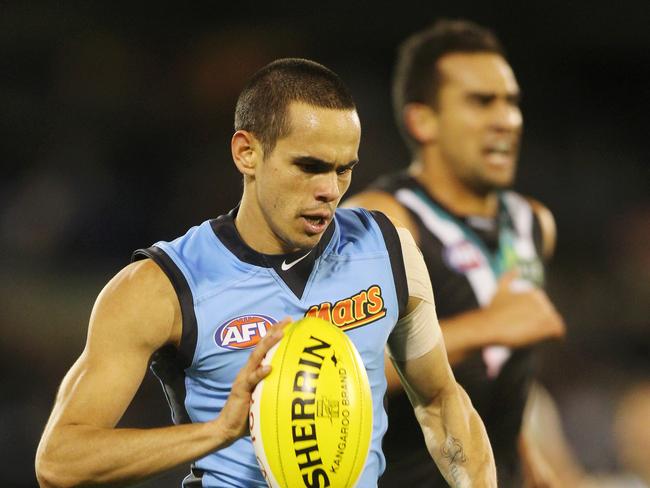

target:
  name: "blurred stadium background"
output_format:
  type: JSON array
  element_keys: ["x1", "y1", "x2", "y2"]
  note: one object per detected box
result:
[{"x1": 1, "y1": 1, "x2": 648, "y2": 486}]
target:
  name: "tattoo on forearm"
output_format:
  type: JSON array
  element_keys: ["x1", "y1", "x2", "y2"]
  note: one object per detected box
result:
[
  {"x1": 441, "y1": 436, "x2": 467, "y2": 487},
  {"x1": 441, "y1": 436, "x2": 467, "y2": 464}
]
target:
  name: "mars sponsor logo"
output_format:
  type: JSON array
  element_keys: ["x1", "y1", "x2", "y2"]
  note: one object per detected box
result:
[
  {"x1": 443, "y1": 240, "x2": 485, "y2": 273},
  {"x1": 305, "y1": 285, "x2": 386, "y2": 331},
  {"x1": 214, "y1": 314, "x2": 276, "y2": 350}
]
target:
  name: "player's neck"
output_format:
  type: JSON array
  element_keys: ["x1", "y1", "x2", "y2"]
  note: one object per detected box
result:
[
  {"x1": 235, "y1": 192, "x2": 292, "y2": 255},
  {"x1": 409, "y1": 152, "x2": 499, "y2": 218}
]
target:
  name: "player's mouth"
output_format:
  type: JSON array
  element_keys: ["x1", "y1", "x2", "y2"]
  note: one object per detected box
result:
[
  {"x1": 300, "y1": 211, "x2": 332, "y2": 235},
  {"x1": 483, "y1": 141, "x2": 516, "y2": 167}
]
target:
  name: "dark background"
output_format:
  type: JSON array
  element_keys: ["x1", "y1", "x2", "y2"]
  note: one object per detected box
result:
[{"x1": 2, "y1": 1, "x2": 648, "y2": 486}]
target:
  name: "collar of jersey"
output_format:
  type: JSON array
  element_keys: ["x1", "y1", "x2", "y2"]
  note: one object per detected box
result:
[
  {"x1": 404, "y1": 175, "x2": 518, "y2": 276},
  {"x1": 209, "y1": 206, "x2": 336, "y2": 268}
]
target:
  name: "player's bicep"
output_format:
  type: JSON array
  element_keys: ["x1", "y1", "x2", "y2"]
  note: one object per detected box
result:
[
  {"x1": 49, "y1": 259, "x2": 179, "y2": 429},
  {"x1": 386, "y1": 224, "x2": 441, "y2": 362},
  {"x1": 386, "y1": 298, "x2": 441, "y2": 362},
  {"x1": 395, "y1": 226, "x2": 434, "y2": 307},
  {"x1": 49, "y1": 346, "x2": 149, "y2": 430},
  {"x1": 391, "y1": 338, "x2": 455, "y2": 407}
]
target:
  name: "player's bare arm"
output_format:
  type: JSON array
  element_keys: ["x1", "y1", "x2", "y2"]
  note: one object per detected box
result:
[
  {"x1": 386, "y1": 226, "x2": 496, "y2": 486},
  {"x1": 35, "y1": 259, "x2": 286, "y2": 488},
  {"x1": 439, "y1": 270, "x2": 565, "y2": 365},
  {"x1": 389, "y1": 298, "x2": 496, "y2": 488}
]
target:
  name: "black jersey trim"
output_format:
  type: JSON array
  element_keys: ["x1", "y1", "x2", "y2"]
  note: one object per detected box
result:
[
  {"x1": 148, "y1": 344, "x2": 192, "y2": 424},
  {"x1": 531, "y1": 211, "x2": 545, "y2": 260},
  {"x1": 132, "y1": 246, "x2": 198, "y2": 370},
  {"x1": 209, "y1": 206, "x2": 336, "y2": 269},
  {"x1": 182, "y1": 465, "x2": 204, "y2": 487},
  {"x1": 370, "y1": 211, "x2": 409, "y2": 318},
  {"x1": 209, "y1": 209, "x2": 268, "y2": 267},
  {"x1": 131, "y1": 246, "x2": 196, "y2": 425}
]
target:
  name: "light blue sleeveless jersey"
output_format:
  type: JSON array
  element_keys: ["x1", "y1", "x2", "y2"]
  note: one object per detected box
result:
[{"x1": 135, "y1": 207, "x2": 409, "y2": 488}]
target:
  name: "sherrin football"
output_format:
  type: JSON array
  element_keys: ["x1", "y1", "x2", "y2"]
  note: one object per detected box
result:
[{"x1": 249, "y1": 317, "x2": 372, "y2": 488}]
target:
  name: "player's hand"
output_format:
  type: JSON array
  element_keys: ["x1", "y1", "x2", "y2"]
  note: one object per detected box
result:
[
  {"x1": 485, "y1": 271, "x2": 565, "y2": 348},
  {"x1": 215, "y1": 318, "x2": 291, "y2": 445}
]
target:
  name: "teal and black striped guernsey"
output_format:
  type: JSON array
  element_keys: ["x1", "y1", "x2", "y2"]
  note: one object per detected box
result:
[{"x1": 372, "y1": 172, "x2": 546, "y2": 488}]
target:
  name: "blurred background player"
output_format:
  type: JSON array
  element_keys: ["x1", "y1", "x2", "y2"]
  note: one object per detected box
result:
[{"x1": 345, "y1": 19, "x2": 571, "y2": 487}]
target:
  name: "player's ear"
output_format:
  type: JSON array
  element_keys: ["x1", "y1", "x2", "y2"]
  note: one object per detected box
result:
[
  {"x1": 232, "y1": 130, "x2": 262, "y2": 176},
  {"x1": 403, "y1": 103, "x2": 438, "y2": 145}
]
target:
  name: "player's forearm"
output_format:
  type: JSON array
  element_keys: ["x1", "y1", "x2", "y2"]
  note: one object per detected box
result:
[
  {"x1": 415, "y1": 383, "x2": 496, "y2": 488},
  {"x1": 35, "y1": 419, "x2": 231, "y2": 488}
]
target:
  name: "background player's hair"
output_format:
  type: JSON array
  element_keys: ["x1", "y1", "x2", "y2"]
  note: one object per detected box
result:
[
  {"x1": 234, "y1": 58, "x2": 356, "y2": 157},
  {"x1": 393, "y1": 19, "x2": 505, "y2": 150}
]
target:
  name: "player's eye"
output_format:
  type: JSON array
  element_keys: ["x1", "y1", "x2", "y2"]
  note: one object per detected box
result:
[
  {"x1": 469, "y1": 94, "x2": 496, "y2": 107},
  {"x1": 506, "y1": 93, "x2": 521, "y2": 107},
  {"x1": 297, "y1": 163, "x2": 328, "y2": 174}
]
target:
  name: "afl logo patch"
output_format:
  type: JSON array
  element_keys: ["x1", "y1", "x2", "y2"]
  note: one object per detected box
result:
[
  {"x1": 215, "y1": 314, "x2": 277, "y2": 350},
  {"x1": 443, "y1": 241, "x2": 485, "y2": 273}
]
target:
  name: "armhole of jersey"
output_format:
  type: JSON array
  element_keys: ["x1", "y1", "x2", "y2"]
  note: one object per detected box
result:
[
  {"x1": 132, "y1": 246, "x2": 198, "y2": 370},
  {"x1": 531, "y1": 212, "x2": 545, "y2": 261},
  {"x1": 370, "y1": 210, "x2": 409, "y2": 318}
]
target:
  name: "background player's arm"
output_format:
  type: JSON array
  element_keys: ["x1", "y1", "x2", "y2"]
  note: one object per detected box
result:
[
  {"x1": 441, "y1": 198, "x2": 562, "y2": 363},
  {"x1": 35, "y1": 259, "x2": 285, "y2": 488},
  {"x1": 387, "y1": 226, "x2": 496, "y2": 487},
  {"x1": 345, "y1": 192, "x2": 563, "y2": 389},
  {"x1": 437, "y1": 270, "x2": 565, "y2": 365},
  {"x1": 518, "y1": 382, "x2": 586, "y2": 487}
]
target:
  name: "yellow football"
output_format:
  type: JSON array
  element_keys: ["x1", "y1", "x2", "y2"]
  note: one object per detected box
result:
[{"x1": 249, "y1": 317, "x2": 372, "y2": 488}]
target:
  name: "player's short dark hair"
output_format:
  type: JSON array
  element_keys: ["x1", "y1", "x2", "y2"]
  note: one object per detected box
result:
[
  {"x1": 234, "y1": 58, "x2": 356, "y2": 157},
  {"x1": 393, "y1": 19, "x2": 506, "y2": 150}
]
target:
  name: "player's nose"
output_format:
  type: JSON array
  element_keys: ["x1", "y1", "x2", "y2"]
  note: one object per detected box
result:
[
  {"x1": 491, "y1": 101, "x2": 522, "y2": 132},
  {"x1": 314, "y1": 172, "x2": 341, "y2": 203}
]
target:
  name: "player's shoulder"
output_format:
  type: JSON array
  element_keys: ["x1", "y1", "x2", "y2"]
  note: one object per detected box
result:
[
  {"x1": 143, "y1": 218, "x2": 231, "y2": 286},
  {"x1": 342, "y1": 190, "x2": 420, "y2": 241},
  {"x1": 335, "y1": 205, "x2": 400, "y2": 232},
  {"x1": 344, "y1": 190, "x2": 408, "y2": 218},
  {"x1": 102, "y1": 259, "x2": 177, "y2": 317},
  {"x1": 331, "y1": 207, "x2": 404, "y2": 260},
  {"x1": 333, "y1": 206, "x2": 379, "y2": 239},
  {"x1": 502, "y1": 191, "x2": 553, "y2": 217},
  {"x1": 117, "y1": 257, "x2": 172, "y2": 289},
  {"x1": 92, "y1": 258, "x2": 180, "y2": 346},
  {"x1": 522, "y1": 195, "x2": 555, "y2": 223}
]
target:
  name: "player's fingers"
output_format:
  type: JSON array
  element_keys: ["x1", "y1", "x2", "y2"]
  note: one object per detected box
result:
[
  {"x1": 248, "y1": 318, "x2": 291, "y2": 364},
  {"x1": 247, "y1": 363, "x2": 273, "y2": 387},
  {"x1": 240, "y1": 318, "x2": 292, "y2": 390}
]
